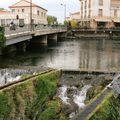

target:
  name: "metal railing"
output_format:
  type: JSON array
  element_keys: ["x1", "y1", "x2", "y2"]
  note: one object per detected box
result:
[{"x1": 5, "y1": 24, "x2": 67, "y2": 36}]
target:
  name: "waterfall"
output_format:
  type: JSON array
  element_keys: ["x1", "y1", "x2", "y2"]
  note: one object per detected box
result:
[
  {"x1": 58, "y1": 84, "x2": 92, "y2": 119},
  {"x1": 73, "y1": 85, "x2": 92, "y2": 109},
  {"x1": 0, "y1": 69, "x2": 33, "y2": 86},
  {"x1": 58, "y1": 85, "x2": 92, "y2": 108},
  {"x1": 58, "y1": 85, "x2": 70, "y2": 104}
]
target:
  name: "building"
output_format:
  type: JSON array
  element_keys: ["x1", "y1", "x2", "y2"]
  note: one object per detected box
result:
[
  {"x1": 66, "y1": 17, "x2": 70, "y2": 21},
  {"x1": 70, "y1": 12, "x2": 80, "y2": 21},
  {"x1": 79, "y1": 0, "x2": 120, "y2": 28},
  {"x1": 0, "y1": 0, "x2": 47, "y2": 26}
]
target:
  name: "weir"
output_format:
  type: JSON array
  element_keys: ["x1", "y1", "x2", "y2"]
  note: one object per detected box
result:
[{"x1": 0, "y1": 68, "x2": 119, "y2": 120}]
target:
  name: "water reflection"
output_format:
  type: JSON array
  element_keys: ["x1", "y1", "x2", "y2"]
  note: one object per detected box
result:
[{"x1": 0, "y1": 39, "x2": 120, "y2": 71}]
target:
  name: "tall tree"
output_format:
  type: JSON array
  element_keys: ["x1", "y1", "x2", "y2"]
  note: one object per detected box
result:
[
  {"x1": 0, "y1": 8, "x2": 4, "y2": 10},
  {"x1": 47, "y1": 16, "x2": 58, "y2": 25}
]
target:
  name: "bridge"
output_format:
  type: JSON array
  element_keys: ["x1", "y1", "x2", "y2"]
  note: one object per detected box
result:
[{"x1": 5, "y1": 24, "x2": 67, "y2": 46}]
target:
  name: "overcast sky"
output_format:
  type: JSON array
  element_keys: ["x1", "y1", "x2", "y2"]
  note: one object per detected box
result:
[{"x1": 1, "y1": 0, "x2": 80, "y2": 23}]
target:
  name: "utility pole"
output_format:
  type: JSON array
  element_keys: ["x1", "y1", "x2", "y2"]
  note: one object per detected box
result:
[
  {"x1": 30, "y1": 0, "x2": 32, "y2": 31},
  {"x1": 61, "y1": 4, "x2": 66, "y2": 22}
]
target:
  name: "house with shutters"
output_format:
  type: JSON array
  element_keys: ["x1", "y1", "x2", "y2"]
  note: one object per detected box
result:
[{"x1": 0, "y1": 0, "x2": 47, "y2": 26}]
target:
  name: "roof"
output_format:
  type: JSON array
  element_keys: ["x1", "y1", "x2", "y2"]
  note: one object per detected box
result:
[
  {"x1": 0, "y1": 10, "x2": 9, "y2": 14},
  {"x1": 71, "y1": 12, "x2": 80, "y2": 15},
  {"x1": 9, "y1": 0, "x2": 47, "y2": 11}
]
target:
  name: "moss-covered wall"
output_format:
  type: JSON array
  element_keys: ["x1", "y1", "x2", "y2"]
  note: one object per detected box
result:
[
  {"x1": 0, "y1": 26, "x2": 5, "y2": 48},
  {"x1": 89, "y1": 93, "x2": 120, "y2": 120},
  {"x1": 0, "y1": 70, "x2": 61, "y2": 120}
]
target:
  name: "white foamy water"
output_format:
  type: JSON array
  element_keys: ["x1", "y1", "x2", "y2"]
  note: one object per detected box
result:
[
  {"x1": 58, "y1": 85, "x2": 70, "y2": 104},
  {"x1": 0, "y1": 71, "x2": 21, "y2": 86},
  {"x1": 58, "y1": 85, "x2": 92, "y2": 108},
  {"x1": 106, "y1": 74, "x2": 120, "y2": 97},
  {"x1": 0, "y1": 69, "x2": 32, "y2": 86},
  {"x1": 73, "y1": 85, "x2": 92, "y2": 109}
]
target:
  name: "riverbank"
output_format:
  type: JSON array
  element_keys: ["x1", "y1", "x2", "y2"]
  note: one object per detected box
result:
[
  {"x1": 0, "y1": 70, "x2": 66, "y2": 120},
  {"x1": 0, "y1": 69, "x2": 119, "y2": 120},
  {"x1": 88, "y1": 93, "x2": 120, "y2": 120},
  {"x1": 71, "y1": 28, "x2": 120, "y2": 39}
]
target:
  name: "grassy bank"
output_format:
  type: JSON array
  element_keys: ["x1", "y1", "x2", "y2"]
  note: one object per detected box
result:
[
  {"x1": 0, "y1": 26, "x2": 5, "y2": 48},
  {"x1": 0, "y1": 70, "x2": 62, "y2": 120},
  {"x1": 88, "y1": 93, "x2": 120, "y2": 120}
]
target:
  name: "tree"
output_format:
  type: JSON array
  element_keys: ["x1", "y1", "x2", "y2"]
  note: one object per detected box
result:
[
  {"x1": 70, "y1": 20, "x2": 78, "y2": 28},
  {"x1": 47, "y1": 16, "x2": 58, "y2": 25},
  {"x1": 0, "y1": 8, "x2": 4, "y2": 11}
]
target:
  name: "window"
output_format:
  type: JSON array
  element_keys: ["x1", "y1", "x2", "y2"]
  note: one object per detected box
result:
[
  {"x1": 37, "y1": 10, "x2": 39, "y2": 15},
  {"x1": 99, "y1": 0, "x2": 103, "y2": 6},
  {"x1": 114, "y1": 10, "x2": 117, "y2": 17},
  {"x1": 81, "y1": 11, "x2": 83, "y2": 18},
  {"x1": 12, "y1": 9, "x2": 15, "y2": 12},
  {"x1": 98, "y1": 9, "x2": 103, "y2": 16},
  {"x1": 22, "y1": 9, "x2": 24, "y2": 12},
  {"x1": 81, "y1": 2, "x2": 83, "y2": 11},
  {"x1": 41, "y1": 12, "x2": 43, "y2": 17},
  {"x1": 88, "y1": 10, "x2": 91, "y2": 18},
  {"x1": 85, "y1": 1, "x2": 87, "y2": 9},
  {"x1": 89, "y1": 0, "x2": 91, "y2": 8},
  {"x1": 44, "y1": 13, "x2": 46, "y2": 18},
  {"x1": 85, "y1": 10, "x2": 87, "y2": 18},
  {"x1": 1, "y1": 19, "x2": 5, "y2": 26}
]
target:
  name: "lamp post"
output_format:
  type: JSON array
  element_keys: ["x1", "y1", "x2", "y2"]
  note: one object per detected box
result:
[
  {"x1": 30, "y1": 0, "x2": 32, "y2": 31},
  {"x1": 61, "y1": 4, "x2": 66, "y2": 22}
]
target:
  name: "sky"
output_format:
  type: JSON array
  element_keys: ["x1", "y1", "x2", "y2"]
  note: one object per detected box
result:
[{"x1": 0, "y1": 0, "x2": 80, "y2": 23}]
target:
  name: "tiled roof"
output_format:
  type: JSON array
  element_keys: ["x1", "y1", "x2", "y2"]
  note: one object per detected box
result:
[
  {"x1": 0, "y1": 10, "x2": 9, "y2": 14},
  {"x1": 9, "y1": 0, "x2": 47, "y2": 11}
]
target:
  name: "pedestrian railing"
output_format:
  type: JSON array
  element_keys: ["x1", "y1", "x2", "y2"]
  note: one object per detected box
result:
[{"x1": 5, "y1": 24, "x2": 67, "y2": 36}]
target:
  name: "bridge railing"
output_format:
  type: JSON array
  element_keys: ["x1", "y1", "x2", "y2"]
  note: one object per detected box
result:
[
  {"x1": 35, "y1": 24, "x2": 67, "y2": 31},
  {"x1": 5, "y1": 24, "x2": 67, "y2": 36},
  {"x1": 5, "y1": 25, "x2": 31, "y2": 36}
]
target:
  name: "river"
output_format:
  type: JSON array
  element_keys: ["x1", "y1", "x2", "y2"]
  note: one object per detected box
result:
[
  {"x1": 0, "y1": 38, "x2": 120, "y2": 71},
  {"x1": 0, "y1": 38, "x2": 119, "y2": 118}
]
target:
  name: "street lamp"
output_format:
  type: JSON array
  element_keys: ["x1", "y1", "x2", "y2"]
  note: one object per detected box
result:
[
  {"x1": 30, "y1": 0, "x2": 32, "y2": 31},
  {"x1": 61, "y1": 4, "x2": 66, "y2": 22}
]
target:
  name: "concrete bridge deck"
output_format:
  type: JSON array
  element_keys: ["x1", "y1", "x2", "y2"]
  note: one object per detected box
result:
[{"x1": 5, "y1": 24, "x2": 67, "y2": 46}]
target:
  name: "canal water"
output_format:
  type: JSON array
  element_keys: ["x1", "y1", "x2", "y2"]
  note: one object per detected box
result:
[
  {"x1": 0, "y1": 38, "x2": 118, "y2": 118},
  {"x1": 0, "y1": 38, "x2": 120, "y2": 71}
]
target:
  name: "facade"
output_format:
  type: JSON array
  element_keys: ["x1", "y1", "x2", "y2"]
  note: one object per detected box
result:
[
  {"x1": 69, "y1": 12, "x2": 80, "y2": 21},
  {"x1": 0, "y1": 0, "x2": 47, "y2": 26},
  {"x1": 79, "y1": 0, "x2": 120, "y2": 28}
]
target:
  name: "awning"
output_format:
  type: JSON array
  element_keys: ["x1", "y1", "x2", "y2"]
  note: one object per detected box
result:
[
  {"x1": 112, "y1": 19, "x2": 120, "y2": 23},
  {"x1": 94, "y1": 18, "x2": 111, "y2": 22}
]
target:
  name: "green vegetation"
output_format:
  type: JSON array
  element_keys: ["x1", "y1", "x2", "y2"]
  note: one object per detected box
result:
[
  {"x1": 39, "y1": 99, "x2": 69, "y2": 120},
  {"x1": 39, "y1": 100, "x2": 61, "y2": 120},
  {"x1": 70, "y1": 20, "x2": 78, "y2": 28},
  {"x1": 86, "y1": 85, "x2": 105, "y2": 104},
  {"x1": 0, "y1": 26, "x2": 5, "y2": 48},
  {"x1": 0, "y1": 8, "x2": 4, "y2": 10},
  {"x1": 88, "y1": 93, "x2": 120, "y2": 120},
  {"x1": 0, "y1": 70, "x2": 62, "y2": 120},
  {"x1": 47, "y1": 15, "x2": 58, "y2": 25},
  {"x1": 64, "y1": 20, "x2": 78, "y2": 29}
]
